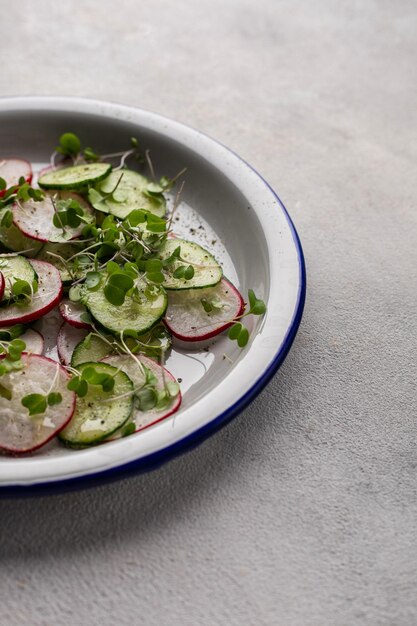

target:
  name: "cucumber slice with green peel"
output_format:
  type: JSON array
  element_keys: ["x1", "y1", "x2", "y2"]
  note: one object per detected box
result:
[
  {"x1": 71, "y1": 333, "x2": 113, "y2": 367},
  {"x1": 82, "y1": 281, "x2": 168, "y2": 335},
  {"x1": 103, "y1": 354, "x2": 181, "y2": 439},
  {"x1": 13, "y1": 191, "x2": 95, "y2": 243},
  {"x1": 36, "y1": 241, "x2": 93, "y2": 283},
  {"x1": 130, "y1": 323, "x2": 172, "y2": 359},
  {"x1": 0, "y1": 354, "x2": 75, "y2": 454},
  {"x1": 0, "y1": 222, "x2": 43, "y2": 256},
  {"x1": 159, "y1": 239, "x2": 222, "y2": 290},
  {"x1": 89, "y1": 169, "x2": 166, "y2": 219},
  {"x1": 0, "y1": 254, "x2": 37, "y2": 303},
  {"x1": 58, "y1": 361, "x2": 133, "y2": 447},
  {"x1": 38, "y1": 163, "x2": 112, "y2": 190}
]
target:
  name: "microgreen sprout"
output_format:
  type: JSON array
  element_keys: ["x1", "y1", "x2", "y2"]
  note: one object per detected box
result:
[
  {"x1": 227, "y1": 289, "x2": 266, "y2": 348},
  {"x1": 67, "y1": 364, "x2": 116, "y2": 397},
  {"x1": 0, "y1": 178, "x2": 44, "y2": 213}
]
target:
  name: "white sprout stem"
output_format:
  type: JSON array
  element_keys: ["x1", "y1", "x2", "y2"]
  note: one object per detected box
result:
[
  {"x1": 119, "y1": 331, "x2": 147, "y2": 379},
  {"x1": 168, "y1": 180, "x2": 185, "y2": 231},
  {"x1": 145, "y1": 150, "x2": 156, "y2": 181},
  {"x1": 50, "y1": 151, "x2": 59, "y2": 168},
  {"x1": 113, "y1": 149, "x2": 136, "y2": 172},
  {"x1": 45, "y1": 362, "x2": 61, "y2": 396}
]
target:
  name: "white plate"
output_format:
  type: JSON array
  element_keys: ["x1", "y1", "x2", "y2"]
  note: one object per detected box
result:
[{"x1": 0, "y1": 97, "x2": 305, "y2": 495}]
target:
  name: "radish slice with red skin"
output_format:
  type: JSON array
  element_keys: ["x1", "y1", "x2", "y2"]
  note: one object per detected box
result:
[
  {"x1": 0, "y1": 272, "x2": 4, "y2": 301},
  {"x1": 12, "y1": 191, "x2": 95, "y2": 243},
  {"x1": 102, "y1": 354, "x2": 182, "y2": 438},
  {"x1": 0, "y1": 353, "x2": 76, "y2": 455},
  {"x1": 0, "y1": 158, "x2": 32, "y2": 197},
  {"x1": 59, "y1": 298, "x2": 92, "y2": 329},
  {"x1": 57, "y1": 322, "x2": 88, "y2": 366},
  {"x1": 18, "y1": 328, "x2": 44, "y2": 355},
  {"x1": 0, "y1": 260, "x2": 62, "y2": 327},
  {"x1": 164, "y1": 278, "x2": 245, "y2": 342}
]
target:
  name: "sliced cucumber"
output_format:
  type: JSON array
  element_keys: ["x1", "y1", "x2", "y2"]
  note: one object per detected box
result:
[
  {"x1": 159, "y1": 239, "x2": 222, "y2": 290},
  {"x1": 71, "y1": 333, "x2": 113, "y2": 367},
  {"x1": 36, "y1": 241, "x2": 92, "y2": 283},
  {"x1": 0, "y1": 254, "x2": 37, "y2": 302},
  {"x1": 38, "y1": 163, "x2": 111, "y2": 190},
  {"x1": 89, "y1": 169, "x2": 166, "y2": 219},
  {"x1": 103, "y1": 354, "x2": 181, "y2": 439},
  {"x1": 82, "y1": 282, "x2": 168, "y2": 335},
  {"x1": 70, "y1": 322, "x2": 172, "y2": 366},
  {"x1": 58, "y1": 361, "x2": 133, "y2": 447},
  {"x1": 0, "y1": 222, "x2": 43, "y2": 256},
  {"x1": 130, "y1": 323, "x2": 172, "y2": 359}
]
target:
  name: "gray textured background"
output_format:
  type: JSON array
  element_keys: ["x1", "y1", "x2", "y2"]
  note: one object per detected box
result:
[{"x1": 1, "y1": 1, "x2": 416, "y2": 625}]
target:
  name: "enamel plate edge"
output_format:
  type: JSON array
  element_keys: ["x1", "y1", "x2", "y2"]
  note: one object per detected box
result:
[{"x1": 0, "y1": 97, "x2": 306, "y2": 495}]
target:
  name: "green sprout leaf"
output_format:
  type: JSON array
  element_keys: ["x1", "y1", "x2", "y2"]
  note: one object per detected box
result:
[
  {"x1": 21, "y1": 393, "x2": 47, "y2": 416},
  {"x1": 0, "y1": 177, "x2": 7, "y2": 192},
  {"x1": 136, "y1": 387, "x2": 157, "y2": 411},
  {"x1": 237, "y1": 326, "x2": 249, "y2": 347},
  {"x1": 122, "y1": 422, "x2": 136, "y2": 437},
  {"x1": 228, "y1": 323, "x2": 242, "y2": 340},
  {"x1": 83, "y1": 147, "x2": 100, "y2": 162},
  {"x1": 248, "y1": 289, "x2": 266, "y2": 316},
  {"x1": 47, "y1": 392, "x2": 63, "y2": 406},
  {"x1": 67, "y1": 376, "x2": 88, "y2": 398},
  {"x1": 57, "y1": 132, "x2": 81, "y2": 157},
  {"x1": 85, "y1": 271, "x2": 102, "y2": 291},
  {"x1": 0, "y1": 383, "x2": 12, "y2": 400},
  {"x1": 0, "y1": 209, "x2": 13, "y2": 228}
]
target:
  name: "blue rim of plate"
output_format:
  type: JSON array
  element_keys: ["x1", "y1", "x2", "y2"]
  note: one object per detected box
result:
[{"x1": 0, "y1": 99, "x2": 306, "y2": 497}]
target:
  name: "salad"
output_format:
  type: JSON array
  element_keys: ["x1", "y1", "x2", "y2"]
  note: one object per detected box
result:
[{"x1": 0, "y1": 134, "x2": 266, "y2": 455}]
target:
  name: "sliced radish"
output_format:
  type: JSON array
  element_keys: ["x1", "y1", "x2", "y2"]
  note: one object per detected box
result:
[
  {"x1": 18, "y1": 328, "x2": 44, "y2": 354},
  {"x1": 0, "y1": 327, "x2": 43, "y2": 355},
  {"x1": 103, "y1": 354, "x2": 182, "y2": 438},
  {"x1": 0, "y1": 158, "x2": 32, "y2": 196},
  {"x1": 59, "y1": 298, "x2": 92, "y2": 329},
  {"x1": 0, "y1": 353, "x2": 76, "y2": 454},
  {"x1": 164, "y1": 278, "x2": 244, "y2": 341},
  {"x1": 57, "y1": 322, "x2": 88, "y2": 366},
  {"x1": 0, "y1": 272, "x2": 4, "y2": 301},
  {"x1": 0, "y1": 259, "x2": 62, "y2": 327},
  {"x1": 12, "y1": 191, "x2": 95, "y2": 243},
  {"x1": 32, "y1": 164, "x2": 58, "y2": 189}
]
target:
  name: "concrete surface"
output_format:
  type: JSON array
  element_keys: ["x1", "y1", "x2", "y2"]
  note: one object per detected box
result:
[{"x1": 1, "y1": 1, "x2": 416, "y2": 625}]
